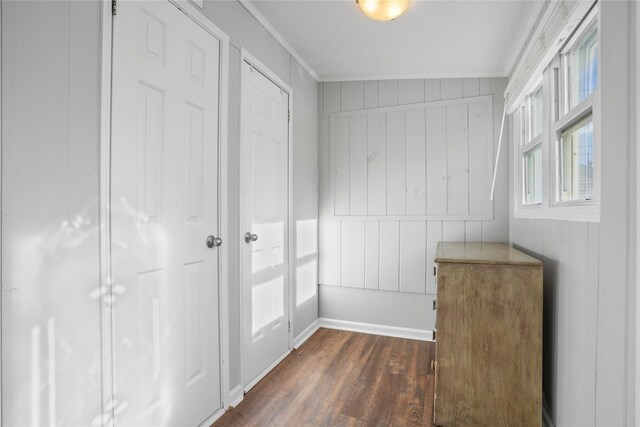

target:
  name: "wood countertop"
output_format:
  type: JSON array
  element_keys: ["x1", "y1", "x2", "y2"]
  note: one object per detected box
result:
[{"x1": 435, "y1": 242, "x2": 543, "y2": 266}]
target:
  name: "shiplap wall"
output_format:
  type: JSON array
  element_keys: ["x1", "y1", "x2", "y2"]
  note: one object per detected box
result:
[
  {"x1": 510, "y1": 217, "x2": 599, "y2": 427},
  {"x1": 329, "y1": 96, "x2": 493, "y2": 220},
  {"x1": 319, "y1": 78, "x2": 508, "y2": 296}
]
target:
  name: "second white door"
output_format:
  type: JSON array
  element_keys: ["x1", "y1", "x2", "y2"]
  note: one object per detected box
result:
[{"x1": 241, "y1": 59, "x2": 290, "y2": 388}]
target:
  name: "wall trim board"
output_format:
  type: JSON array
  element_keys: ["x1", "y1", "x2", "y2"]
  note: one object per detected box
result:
[
  {"x1": 198, "y1": 408, "x2": 225, "y2": 427},
  {"x1": 329, "y1": 94, "x2": 492, "y2": 118},
  {"x1": 293, "y1": 318, "x2": 321, "y2": 349},
  {"x1": 318, "y1": 318, "x2": 434, "y2": 342},
  {"x1": 228, "y1": 385, "x2": 244, "y2": 408},
  {"x1": 238, "y1": 0, "x2": 318, "y2": 82}
]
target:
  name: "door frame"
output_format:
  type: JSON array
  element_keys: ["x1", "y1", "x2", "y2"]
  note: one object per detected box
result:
[
  {"x1": 239, "y1": 48, "x2": 295, "y2": 391},
  {"x1": 99, "y1": 1, "x2": 231, "y2": 425}
]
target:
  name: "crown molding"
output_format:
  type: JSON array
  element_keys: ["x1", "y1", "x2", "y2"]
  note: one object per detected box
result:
[
  {"x1": 503, "y1": 0, "x2": 548, "y2": 77},
  {"x1": 238, "y1": 0, "x2": 320, "y2": 82},
  {"x1": 319, "y1": 72, "x2": 507, "y2": 83}
]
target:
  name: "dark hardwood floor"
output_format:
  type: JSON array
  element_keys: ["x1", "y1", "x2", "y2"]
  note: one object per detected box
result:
[{"x1": 213, "y1": 328, "x2": 436, "y2": 427}]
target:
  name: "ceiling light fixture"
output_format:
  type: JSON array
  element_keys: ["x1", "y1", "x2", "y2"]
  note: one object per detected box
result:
[{"x1": 356, "y1": 0, "x2": 409, "y2": 21}]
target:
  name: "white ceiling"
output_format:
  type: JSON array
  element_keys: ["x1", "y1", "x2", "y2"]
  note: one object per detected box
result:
[{"x1": 246, "y1": 0, "x2": 544, "y2": 81}]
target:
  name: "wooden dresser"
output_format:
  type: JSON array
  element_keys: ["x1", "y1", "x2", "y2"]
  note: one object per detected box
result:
[{"x1": 433, "y1": 242, "x2": 543, "y2": 427}]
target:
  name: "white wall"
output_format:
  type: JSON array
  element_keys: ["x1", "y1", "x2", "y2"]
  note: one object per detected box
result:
[
  {"x1": 318, "y1": 78, "x2": 509, "y2": 331},
  {"x1": 194, "y1": 0, "x2": 319, "y2": 391},
  {"x1": 509, "y1": 2, "x2": 637, "y2": 425},
  {"x1": 1, "y1": 1, "x2": 103, "y2": 424}
]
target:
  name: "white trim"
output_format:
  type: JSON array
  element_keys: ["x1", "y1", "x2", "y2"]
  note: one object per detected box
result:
[
  {"x1": 330, "y1": 94, "x2": 491, "y2": 118},
  {"x1": 198, "y1": 408, "x2": 225, "y2": 427},
  {"x1": 505, "y1": 0, "x2": 596, "y2": 114},
  {"x1": 293, "y1": 319, "x2": 321, "y2": 349},
  {"x1": 504, "y1": 1, "x2": 547, "y2": 77},
  {"x1": 244, "y1": 350, "x2": 291, "y2": 393},
  {"x1": 318, "y1": 318, "x2": 433, "y2": 342},
  {"x1": 636, "y1": 0, "x2": 640, "y2": 422},
  {"x1": 238, "y1": 0, "x2": 318, "y2": 82},
  {"x1": 0, "y1": 0, "x2": 4, "y2": 422},
  {"x1": 168, "y1": 0, "x2": 232, "y2": 411},
  {"x1": 239, "y1": 48, "x2": 295, "y2": 389},
  {"x1": 99, "y1": 2, "x2": 114, "y2": 425},
  {"x1": 228, "y1": 385, "x2": 244, "y2": 408},
  {"x1": 320, "y1": 72, "x2": 506, "y2": 83}
]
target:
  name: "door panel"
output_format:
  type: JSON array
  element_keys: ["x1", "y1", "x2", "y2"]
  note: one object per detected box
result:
[
  {"x1": 111, "y1": 1, "x2": 221, "y2": 425},
  {"x1": 241, "y1": 61, "x2": 290, "y2": 387}
]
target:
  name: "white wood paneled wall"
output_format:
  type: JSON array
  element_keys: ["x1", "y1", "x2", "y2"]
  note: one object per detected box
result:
[
  {"x1": 319, "y1": 78, "x2": 507, "y2": 294},
  {"x1": 329, "y1": 96, "x2": 493, "y2": 219}
]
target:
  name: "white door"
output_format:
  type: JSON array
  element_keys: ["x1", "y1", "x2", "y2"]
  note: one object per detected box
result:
[
  {"x1": 241, "y1": 60, "x2": 290, "y2": 388},
  {"x1": 111, "y1": 1, "x2": 221, "y2": 425}
]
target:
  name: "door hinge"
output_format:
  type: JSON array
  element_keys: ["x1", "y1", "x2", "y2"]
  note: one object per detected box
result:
[
  {"x1": 288, "y1": 321, "x2": 291, "y2": 332},
  {"x1": 288, "y1": 111, "x2": 291, "y2": 122},
  {"x1": 112, "y1": 0, "x2": 117, "y2": 15},
  {"x1": 432, "y1": 299, "x2": 437, "y2": 311}
]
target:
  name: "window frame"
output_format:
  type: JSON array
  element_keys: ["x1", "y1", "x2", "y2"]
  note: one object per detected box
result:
[
  {"x1": 518, "y1": 82, "x2": 544, "y2": 208},
  {"x1": 513, "y1": 3, "x2": 600, "y2": 222}
]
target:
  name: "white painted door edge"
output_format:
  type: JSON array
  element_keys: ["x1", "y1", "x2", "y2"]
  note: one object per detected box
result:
[{"x1": 318, "y1": 318, "x2": 434, "y2": 342}]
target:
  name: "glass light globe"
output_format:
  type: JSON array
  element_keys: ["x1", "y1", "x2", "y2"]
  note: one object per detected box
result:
[{"x1": 356, "y1": 0, "x2": 410, "y2": 21}]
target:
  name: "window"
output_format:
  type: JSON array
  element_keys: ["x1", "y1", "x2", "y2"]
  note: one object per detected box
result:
[
  {"x1": 565, "y1": 22, "x2": 598, "y2": 111},
  {"x1": 519, "y1": 84, "x2": 544, "y2": 206},
  {"x1": 559, "y1": 116, "x2": 594, "y2": 201},
  {"x1": 512, "y1": 3, "x2": 599, "y2": 221},
  {"x1": 555, "y1": 10, "x2": 598, "y2": 204}
]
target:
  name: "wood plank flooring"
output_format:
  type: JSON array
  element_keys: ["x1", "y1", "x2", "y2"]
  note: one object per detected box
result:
[{"x1": 213, "y1": 328, "x2": 436, "y2": 427}]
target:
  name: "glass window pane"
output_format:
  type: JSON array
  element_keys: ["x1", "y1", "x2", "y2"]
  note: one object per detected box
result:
[
  {"x1": 567, "y1": 23, "x2": 598, "y2": 109},
  {"x1": 530, "y1": 86, "x2": 544, "y2": 139},
  {"x1": 523, "y1": 146, "x2": 542, "y2": 205},
  {"x1": 560, "y1": 115, "x2": 594, "y2": 201}
]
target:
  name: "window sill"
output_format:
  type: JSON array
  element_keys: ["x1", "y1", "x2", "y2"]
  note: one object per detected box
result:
[{"x1": 514, "y1": 202, "x2": 600, "y2": 222}]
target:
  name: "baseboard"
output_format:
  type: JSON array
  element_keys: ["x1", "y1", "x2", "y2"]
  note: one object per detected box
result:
[
  {"x1": 243, "y1": 349, "x2": 291, "y2": 393},
  {"x1": 293, "y1": 319, "x2": 321, "y2": 348},
  {"x1": 199, "y1": 407, "x2": 225, "y2": 427},
  {"x1": 318, "y1": 318, "x2": 433, "y2": 342},
  {"x1": 228, "y1": 384, "x2": 244, "y2": 408}
]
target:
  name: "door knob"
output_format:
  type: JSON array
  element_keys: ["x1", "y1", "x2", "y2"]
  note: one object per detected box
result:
[
  {"x1": 244, "y1": 232, "x2": 258, "y2": 243},
  {"x1": 206, "y1": 235, "x2": 222, "y2": 248}
]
